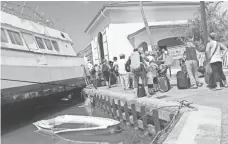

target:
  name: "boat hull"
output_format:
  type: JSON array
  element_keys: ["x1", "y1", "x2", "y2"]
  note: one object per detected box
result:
[{"x1": 1, "y1": 62, "x2": 86, "y2": 106}]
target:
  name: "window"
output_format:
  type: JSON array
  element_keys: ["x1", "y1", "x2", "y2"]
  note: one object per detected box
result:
[
  {"x1": 7, "y1": 30, "x2": 23, "y2": 45},
  {"x1": 1, "y1": 28, "x2": 8, "y2": 43},
  {"x1": 51, "y1": 40, "x2": 60, "y2": 51},
  {"x1": 21, "y1": 33, "x2": 38, "y2": 50},
  {"x1": 44, "y1": 39, "x2": 53, "y2": 50},
  {"x1": 35, "y1": 37, "x2": 45, "y2": 49}
]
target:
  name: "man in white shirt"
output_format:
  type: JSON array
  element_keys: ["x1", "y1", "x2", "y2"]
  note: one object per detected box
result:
[{"x1": 118, "y1": 54, "x2": 129, "y2": 90}]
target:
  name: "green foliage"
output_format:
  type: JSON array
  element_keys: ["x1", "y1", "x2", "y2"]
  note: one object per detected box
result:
[{"x1": 178, "y1": 2, "x2": 228, "y2": 43}]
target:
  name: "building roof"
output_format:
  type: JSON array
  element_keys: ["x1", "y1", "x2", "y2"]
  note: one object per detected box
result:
[
  {"x1": 84, "y1": 1, "x2": 199, "y2": 34},
  {"x1": 127, "y1": 20, "x2": 189, "y2": 40}
]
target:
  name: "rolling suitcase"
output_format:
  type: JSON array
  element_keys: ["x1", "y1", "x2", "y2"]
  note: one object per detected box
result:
[
  {"x1": 176, "y1": 71, "x2": 190, "y2": 89},
  {"x1": 158, "y1": 76, "x2": 170, "y2": 92},
  {"x1": 137, "y1": 84, "x2": 146, "y2": 98}
]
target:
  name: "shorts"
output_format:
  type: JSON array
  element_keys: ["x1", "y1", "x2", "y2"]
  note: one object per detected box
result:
[{"x1": 148, "y1": 84, "x2": 153, "y2": 88}]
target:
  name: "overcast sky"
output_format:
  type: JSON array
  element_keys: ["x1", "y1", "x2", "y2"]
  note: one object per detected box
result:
[{"x1": 2, "y1": 1, "x2": 228, "y2": 53}]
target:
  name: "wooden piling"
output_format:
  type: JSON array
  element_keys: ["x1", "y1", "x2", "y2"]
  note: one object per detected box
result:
[
  {"x1": 117, "y1": 100, "x2": 123, "y2": 121},
  {"x1": 112, "y1": 99, "x2": 118, "y2": 119},
  {"x1": 152, "y1": 109, "x2": 161, "y2": 133},
  {"x1": 131, "y1": 104, "x2": 138, "y2": 129},
  {"x1": 124, "y1": 101, "x2": 130, "y2": 125},
  {"x1": 94, "y1": 94, "x2": 98, "y2": 108},
  {"x1": 103, "y1": 96, "x2": 108, "y2": 113},
  {"x1": 141, "y1": 106, "x2": 148, "y2": 130},
  {"x1": 100, "y1": 95, "x2": 105, "y2": 111},
  {"x1": 107, "y1": 97, "x2": 113, "y2": 117},
  {"x1": 96, "y1": 95, "x2": 100, "y2": 109}
]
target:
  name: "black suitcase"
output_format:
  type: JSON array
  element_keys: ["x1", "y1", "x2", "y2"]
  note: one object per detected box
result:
[
  {"x1": 137, "y1": 84, "x2": 146, "y2": 98},
  {"x1": 176, "y1": 71, "x2": 190, "y2": 89}
]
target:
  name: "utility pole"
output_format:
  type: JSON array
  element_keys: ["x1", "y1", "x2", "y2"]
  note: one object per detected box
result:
[
  {"x1": 200, "y1": 1, "x2": 208, "y2": 48},
  {"x1": 139, "y1": 1, "x2": 155, "y2": 54}
]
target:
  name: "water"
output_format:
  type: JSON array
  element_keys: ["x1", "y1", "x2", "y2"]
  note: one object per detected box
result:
[{"x1": 1, "y1": 93, "x2": 152, "y2": 144}]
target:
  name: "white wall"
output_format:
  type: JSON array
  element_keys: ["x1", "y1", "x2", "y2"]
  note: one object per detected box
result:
[{"x1": 106, "y1": 23, "x2": 146, "y2": 60}]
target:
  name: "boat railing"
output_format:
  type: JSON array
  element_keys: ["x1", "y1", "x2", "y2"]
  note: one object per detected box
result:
[{"x1": 1, "y1": 1, "x2": 64, "y2": 32}]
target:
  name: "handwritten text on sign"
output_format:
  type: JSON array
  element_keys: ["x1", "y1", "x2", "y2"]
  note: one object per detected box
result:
[{"x1": 168, "y1": 46, "x2": 186, "y2": 59}]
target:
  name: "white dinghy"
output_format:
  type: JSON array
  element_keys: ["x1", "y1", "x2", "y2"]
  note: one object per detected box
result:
[{"x1": 33, "y1": 115, "x2": 121, "y2": 135}]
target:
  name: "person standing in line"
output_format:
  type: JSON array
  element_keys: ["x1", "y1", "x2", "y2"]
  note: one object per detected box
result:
[
  {"x1": 146, "y1": 56, "x2": 158, "y2": 95},
  {"x1": 183, "y1": 37, "x2": 203, "y2": 89},
  {"x1": 113, "y1": 57, "x2": 120, "y2": 86},
  {"x1": 206, "y1": 33, "x2": 228, "y2": 90},
  {"x1": 101, "y1": 59, "x2": 111, "y2": 88},
  {"x1": 136, "y1": 47, "x2": 149, "y2": 95},
  {"x1": 118, "y1": 54, "x2": 129, "y2": 90}
]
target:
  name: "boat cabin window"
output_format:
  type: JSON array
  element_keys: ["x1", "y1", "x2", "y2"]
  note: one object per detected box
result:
[
  {"x1": 35, "y1": 37, "x2": 45, "y2": 49},
  {"x1": 21, "y1": 32, "x2": 38, "y2": 50},
  {"x1": 1, "y1": 28, "x2": 8, "y2": 43},
  {"x1": 7, "y1": 30, "x2": 23, "y2": 45},
  {"x1": 44, "y1": 39, "x2": 53, "y2": 50},
  {"x1": 51, "y1": 40, "x2": 60, "y2": 51}
]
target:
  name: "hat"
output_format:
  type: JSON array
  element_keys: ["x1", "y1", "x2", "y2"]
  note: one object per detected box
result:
[
  {"x1": 209, "y1": 32, "x2": 216, "y2": 40},
  {"x1": 186, "y1": 42, "x2": 194, "y2": 48}
]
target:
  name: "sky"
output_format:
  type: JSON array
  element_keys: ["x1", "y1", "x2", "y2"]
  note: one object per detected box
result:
[{"x1": 2, "y1": 1, "x2": 228, "y2": 53}]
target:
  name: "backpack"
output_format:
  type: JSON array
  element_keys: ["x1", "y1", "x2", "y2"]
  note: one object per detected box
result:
[
  {"x1": 130, "y1": 52, "x2": 141, "y2": 71},
  {"x1": 125, "y1": 58, "x2": 131, "y2": 72},
  {"x1": 102, "y1": 64, "x2": 109, "y2": 72}
]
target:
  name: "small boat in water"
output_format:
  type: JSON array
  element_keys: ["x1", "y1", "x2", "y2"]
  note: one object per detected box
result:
[{"x1": 33, "y1": 115, "x2": 121, "y2": 135}]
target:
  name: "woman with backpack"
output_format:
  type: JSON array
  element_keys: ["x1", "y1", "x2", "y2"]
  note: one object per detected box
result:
[
  {"x1": 130, "y1": 48, "x2": 149, "y2": 96},
  {"x1": 206, "y1": 33, "x2": 228, "y2": 90}
]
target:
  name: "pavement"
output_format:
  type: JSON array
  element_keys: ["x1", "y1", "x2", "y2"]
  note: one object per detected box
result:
[{"x1": 157, "y1": 75, "x2": 228, "y2": 144}]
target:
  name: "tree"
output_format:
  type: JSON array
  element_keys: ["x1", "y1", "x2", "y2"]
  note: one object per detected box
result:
[{"x1": 175, "y1": 1, "x2": 228, "y2": 47}]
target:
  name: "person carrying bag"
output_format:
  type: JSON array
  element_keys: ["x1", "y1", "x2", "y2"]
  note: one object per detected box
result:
[{"x1": 205, "y1": 42, "x2": 219, "y2": 84}]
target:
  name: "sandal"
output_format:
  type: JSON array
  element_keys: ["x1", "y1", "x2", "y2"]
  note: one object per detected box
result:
[
  {"x1": 190, "y1": 85, "x2": 198, "y2": 89},
  {"x1": 197, "y1": 83, "x2": 203, "y2": 87},
  {"x1": 212, "y1": 87, "x2": 222, "y2": 91}
]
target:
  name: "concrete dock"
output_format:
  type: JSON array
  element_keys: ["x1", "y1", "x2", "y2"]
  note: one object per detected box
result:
[{"x1": 82, "y1": 75, "x2": 226, "y2": 144}]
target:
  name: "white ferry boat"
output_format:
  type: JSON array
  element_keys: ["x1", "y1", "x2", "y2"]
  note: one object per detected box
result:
[{"x1": 1, "y1": 6, "x2": 86, "y2": 106}]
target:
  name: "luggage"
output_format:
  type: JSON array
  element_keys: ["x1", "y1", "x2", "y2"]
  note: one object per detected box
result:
[
  {"x1": 158, "y1": 76, "x2": 171, "y2": 92},
  {"x1": 130, "y1": 52, "x2": 141, "y2": 71},
  {"x1": 137, "y1": 84, "x2": 146, "y2": 98},
  {"x1": 176, "y1": 71, "x2": 190, "y2": 89}
]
